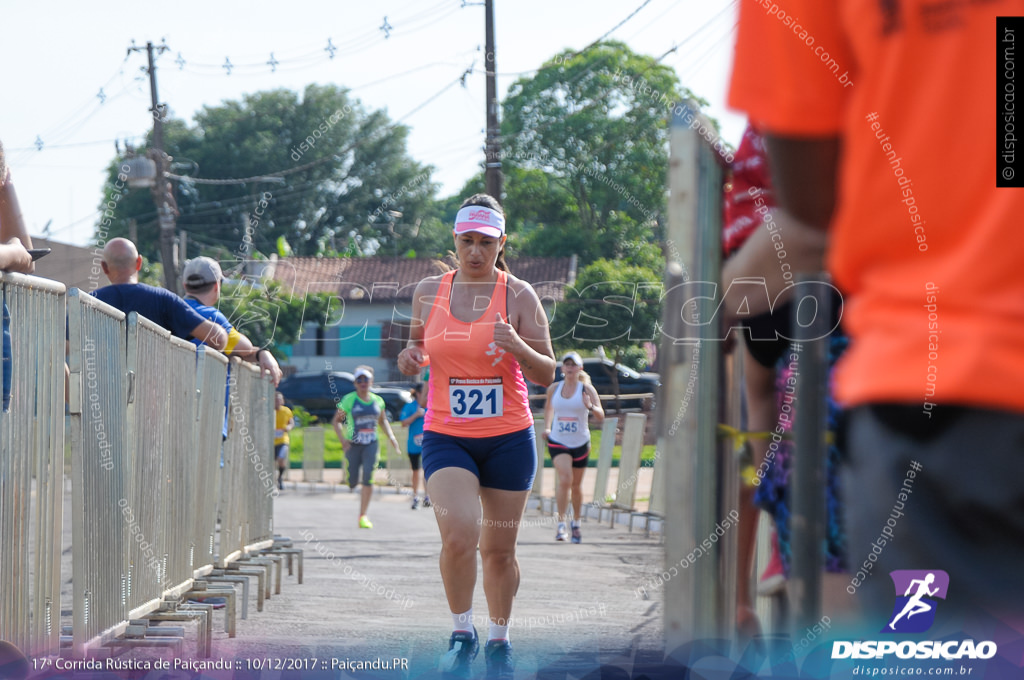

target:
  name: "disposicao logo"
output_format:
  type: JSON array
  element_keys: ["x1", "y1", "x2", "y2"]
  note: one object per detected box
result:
[
  {"x1": 883, "y1": 569, "x2": 948, "y2": 634},
  {"x1": 832, "y1": 569, "x2": 997, "y2": 661}
]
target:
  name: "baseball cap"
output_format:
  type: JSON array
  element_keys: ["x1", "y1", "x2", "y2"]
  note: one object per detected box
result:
[
  {"x1": 562, "y1": 352, "x2": 583, "y2": 366},
  {"x1": 182, "y1": 257, "x2": 223, "y2": 287},
  {"x1": 354, "y1": 367, "x2": 373, "y2": 381},
  {"x1": 454, "y1": 205, "x2": 505, "y2": 238}
]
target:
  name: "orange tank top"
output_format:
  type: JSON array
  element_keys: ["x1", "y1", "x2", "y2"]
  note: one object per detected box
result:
[{"x1": 422, "y1": 269, "x2": 533, "y2": 437}]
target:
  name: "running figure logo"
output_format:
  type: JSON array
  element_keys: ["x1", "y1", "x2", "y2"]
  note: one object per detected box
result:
[
  {"x1": 484, "y1": 341, "x2": 506, "y2": 367},
  {"x1": 883, "y1": 570, "x2": 949, "y2": 634}
]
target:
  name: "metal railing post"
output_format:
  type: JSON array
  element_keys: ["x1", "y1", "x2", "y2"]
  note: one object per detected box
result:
[
  {"x1": 788, "y1": 275, "x2": 831, "y2": 633},
  {"x1": 661, "y1": 101, "x2": 727, "y2": 649}
]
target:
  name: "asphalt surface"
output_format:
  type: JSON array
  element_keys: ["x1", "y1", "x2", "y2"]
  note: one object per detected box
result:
[{"x1": 204, "y1": 483, "x2": 667, "y2": 677}]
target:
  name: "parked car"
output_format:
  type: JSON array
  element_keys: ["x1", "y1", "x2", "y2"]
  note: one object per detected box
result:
[
  {"x1": 278, "y1": 371, "x2": 413, "y2": 423},
  {"x1": 530, "y1": 357, "x2": 660, "y2": 411}
]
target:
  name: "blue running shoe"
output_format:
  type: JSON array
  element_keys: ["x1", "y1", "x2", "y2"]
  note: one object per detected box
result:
[
  {"x1": 484, "y1": 639, "x2": 514, "y2": 679},
  {"x1": 440, "y1": 627, "x2": 478, "y2": 678}
]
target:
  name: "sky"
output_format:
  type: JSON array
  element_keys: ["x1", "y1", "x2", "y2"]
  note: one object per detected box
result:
[{"x1": 1, "y1": 0, "x2": 744, "y2": 248}]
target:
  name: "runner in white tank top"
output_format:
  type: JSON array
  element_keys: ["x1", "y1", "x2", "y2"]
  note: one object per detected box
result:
[{"x1": 542, "y1": 352, "x2": 604, "y2": 543}]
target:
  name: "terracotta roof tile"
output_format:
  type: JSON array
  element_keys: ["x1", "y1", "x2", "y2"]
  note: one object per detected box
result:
[{"x1": 271, "y1": 256, "x2": 576, "y2": 302}]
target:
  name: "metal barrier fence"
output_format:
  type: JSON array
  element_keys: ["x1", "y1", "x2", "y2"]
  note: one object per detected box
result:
[
  {"x1": 302, "y1": 426, "x2": 325, "y2": 484},
  {"x1": 191, "y1": 347, "x2": 229, "y2": 576},
  {"x1": 0, "y1": 272, "x2": 66, "y2": 657},
  {"x1": 125, "y1": 314, "x2": 201, "y2": 611},
  {"x1": 219, "y1": 359, "x2": 275, "y2": 567},
  {"x1": 3, "y1": 283, "x2": 278, "y2": 656},
  {"x1": 591, "y1": 418, "x2": 617, "y2": 506},
  {"x1": 661, "y1": 103, "x2": 834, "y2": 647},
  {"x1": 613, "y1": 413, "x2": 646, "y2": 512},
  {"x1": 67, "y1": 298, "x2": 271, "y2": 655},
  {"x1": 661, "y1": 101, "x2": 732, "y2": 647},
  {"x1": 67, "y1": 290, "x2": 129, "y2": 656}
]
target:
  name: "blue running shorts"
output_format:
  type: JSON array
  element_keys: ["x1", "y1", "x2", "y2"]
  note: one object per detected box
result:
[{"x1": 422, "y1": 426, "x2": 537, "y2": 492}]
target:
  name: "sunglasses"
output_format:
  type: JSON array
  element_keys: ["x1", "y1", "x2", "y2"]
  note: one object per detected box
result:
[{"x1": 355, "y1": 377, "x2": 369, "y2": 383}]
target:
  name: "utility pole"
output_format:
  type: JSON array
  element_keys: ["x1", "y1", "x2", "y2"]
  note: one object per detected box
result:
[
  {"x1": 484, "y1": 0, "x2": 503, "y2": 203},
  {"x1": 129, "y1": 40, "x2": 179, "y2": 293}
]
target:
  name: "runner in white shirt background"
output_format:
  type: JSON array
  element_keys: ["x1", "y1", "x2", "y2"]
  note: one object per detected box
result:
[{"x1": 542, "y1": 352, "x2": 604, "y2": 544}]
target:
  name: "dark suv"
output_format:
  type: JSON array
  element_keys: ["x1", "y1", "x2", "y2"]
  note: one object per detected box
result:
[
  {"x1": 535, "y1": 357, "x2": 660, "y2": 411},
  {"x1": 278, "y1": 371, "x2": 413, "y2": 422}
]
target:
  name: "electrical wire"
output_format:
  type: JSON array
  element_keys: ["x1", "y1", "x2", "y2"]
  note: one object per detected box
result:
[{"x1": 162, "y1": 64, "x2": 472, "y2": 187}]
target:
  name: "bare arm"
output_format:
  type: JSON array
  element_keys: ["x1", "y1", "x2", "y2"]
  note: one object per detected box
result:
[
  {"x1": 397, "y1": 277, "x2": 440, "y2": 375},
  {"x1": 378, "y1": 410, "x2": 400, "y2": 452},
  {"x1": 255, "y1": 349, "x2": 282, "y2": 386},
  {"x1": 721, "y1": 136, "x2": 838, "y2": 321},
  {"x1": 225, "y1": 330, "x2": 282, "y2": 386},
  {"x1": 499, "y1": 277, "x2": 556, "y2": 386},
  {"x1": 584, "y1": 383, "x2": 605, "y2": 423},
  {"x1": 231, "y1": 333, "x2": 256, "y2": 357},
  {"x1": 0, "y1": 170, "x2": 34, "y2": 273},
  {"x1": 542, "y1": 382, "x2": 557, "y2": 439},
  {"x1": 332, "y1": 408, "x2": 349, "y2": 452},
  {"x1": 400, "y1": 403, "x2": 424, "y2": 427},
  {"x1": 191, "y1": 320, "x2": 228, "y2": 351},
  {"x1": 765, "y1": 135, "x2": 841, "y2": 231}
]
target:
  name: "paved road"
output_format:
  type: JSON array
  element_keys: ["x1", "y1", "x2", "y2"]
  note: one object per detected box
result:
[{"x1": 208, "y1": 485, "x2": 666, "y2": 677}]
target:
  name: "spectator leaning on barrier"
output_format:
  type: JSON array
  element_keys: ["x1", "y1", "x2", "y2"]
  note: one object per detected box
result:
[
  {"x1": 180, "y1": 256, "x2": 283, "y2": 386},
  {"x1": 92, "y1": 238, "x2": 227, "y2": 351},
  {"x1": 0, "y1": 141, "x2": 36, "y2": 414},
  {"x1": 727, "y1": 0, "x2": 1024, "y2": 625}
]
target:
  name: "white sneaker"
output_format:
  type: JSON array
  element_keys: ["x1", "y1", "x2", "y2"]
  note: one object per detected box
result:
[{"x1": 555, "y1": 522, "x2": 568, "y2": 541}]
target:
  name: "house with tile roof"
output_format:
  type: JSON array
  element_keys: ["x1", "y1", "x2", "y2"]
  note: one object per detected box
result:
[
  {"x1": 269, "y1": 255, "x2": 577, "y2": 381},
  {"x1": 29, "y1": 237, "x2": 102, "y2": 292}
]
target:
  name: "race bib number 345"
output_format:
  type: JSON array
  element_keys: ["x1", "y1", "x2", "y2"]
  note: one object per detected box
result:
[{"x1": 449, "y1": 377, "x2": 502, "y2": 418}]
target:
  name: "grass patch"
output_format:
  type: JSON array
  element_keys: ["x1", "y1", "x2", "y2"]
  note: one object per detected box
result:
[
  {"x1": 286, "y1": 424, "x2": 656, "y2": 469},
  {"x1": 288, "y1": 427, "x2": 347, "y2": 468}
]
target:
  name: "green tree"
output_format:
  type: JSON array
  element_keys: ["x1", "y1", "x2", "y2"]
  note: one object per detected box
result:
[
  {"x1": 500, "y1": 41, "x2": 712, "y2": 266},
  {"x1": 216, "y1": 279, "x2": 333, "y2": 356},
  {"x1": 95, "y1": 85, "x2": 437, "y2": 263},
  {"x1": 550, "y1": 258, "x2": 662, "y2": 406}
]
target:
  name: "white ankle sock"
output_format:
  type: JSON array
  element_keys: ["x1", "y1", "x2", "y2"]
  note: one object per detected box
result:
[
  {"x1": 570, "y1": 520, "x2": 580, "y2": 528},
  {"x1": 452, "y1": 608, "x2": 474, "y2": 633},
  {"x1": 488, "y1": 622, "x2": 509, "y2": 642}
]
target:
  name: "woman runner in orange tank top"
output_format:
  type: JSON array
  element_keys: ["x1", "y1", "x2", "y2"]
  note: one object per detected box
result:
[{"x1": 398, "y1": 194, "x2": 555, "y2": 678}]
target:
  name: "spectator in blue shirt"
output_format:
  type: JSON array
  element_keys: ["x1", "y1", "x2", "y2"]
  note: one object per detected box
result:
[
  {"x1": 180, "y1": 256, "x2": 282, "y2": 385},
  {"x1": 92, "y1": 238, "x2": 226, "y2": 350},
  {"x1": 399, "y1": 382, "x2": 428, "y2": 509}
]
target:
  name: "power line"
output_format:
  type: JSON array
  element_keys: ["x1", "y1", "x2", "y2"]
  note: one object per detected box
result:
[
  {"x1": 624, "y1": 0, "x2": 687, "y2": 43},
  {"x1": 173, "y1": 1, "x2": 460, "y2": 77},
  {"x1": 161, "y1": 64, "x2": 473, "y2": 187},
  {"x1": 569, "y1": 0, "x2": 654, "y2": 61}
]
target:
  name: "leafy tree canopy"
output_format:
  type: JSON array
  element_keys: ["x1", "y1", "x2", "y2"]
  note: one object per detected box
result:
[
  {"x1": 95, "y1": 85, "x2": 438, "y2": 262},
  {"x1": 500, "y1": 41, "x2": 711, "y2": 266},
  {"x1": 550, "y1": 257, "x2": 662, "y2": 365}
]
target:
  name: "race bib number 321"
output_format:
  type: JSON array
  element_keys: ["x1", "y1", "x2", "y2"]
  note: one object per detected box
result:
[{"x1": 449, "y1": 377, "x2": 502, "y2": 418}]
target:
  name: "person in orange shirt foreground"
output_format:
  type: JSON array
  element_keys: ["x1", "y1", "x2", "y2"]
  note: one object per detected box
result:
[{"x1": 726, "y1": 0, "x2": 1024, "y2": 625}]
